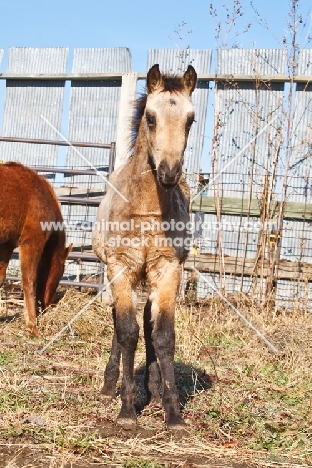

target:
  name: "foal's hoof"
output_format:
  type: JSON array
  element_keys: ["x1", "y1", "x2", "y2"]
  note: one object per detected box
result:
[
  {"x1": 167, "y1": 422, "x2": 187, "y2": 435},
  {"x1": 99, "y1": 386, "x2": 116, "y2": 400},
  {"x1": 116, "y1": 406, "x2": 137, "y2": 430},
  {"x1": 116, "y1": 416, "x2": 137, "y2": 430},
  {"x1": 166, "y1": 416, "x2": 188, "y2": 436}
]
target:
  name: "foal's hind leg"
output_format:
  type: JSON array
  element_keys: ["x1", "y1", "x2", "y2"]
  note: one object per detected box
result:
[
  {"x1": 143, "y1": 299, "x2": 161, "y2": 404},
  {"x1": 147, "y1": 261, "x2": 185, "y2": 430},
  {"x1": 100, "y1": 307, "x2": 121, "y2": 398}
]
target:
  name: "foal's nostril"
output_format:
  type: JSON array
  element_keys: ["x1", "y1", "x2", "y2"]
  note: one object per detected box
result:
[
  {"x1": 158, "y1": 161, "x2": 167, "y2": 176},
  {"x1": 157, "y1": 160, "x2": 182, "y2": 186}
]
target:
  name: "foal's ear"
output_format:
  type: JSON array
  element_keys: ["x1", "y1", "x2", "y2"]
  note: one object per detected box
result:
[
  {"x1": 146, "y1": 64, "x2": 164, "y2": 93},
  {"x1": 183, "y1": 65, "x2": 197, "y2": 95}
]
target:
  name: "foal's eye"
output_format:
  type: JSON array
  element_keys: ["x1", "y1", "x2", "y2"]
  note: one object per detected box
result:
[
  {"x1": 146, "y1": 113, "x2": 156, "y2": 127},
  {"x1": 186, "y1": 116, "x2": 195, "y2": 130}
]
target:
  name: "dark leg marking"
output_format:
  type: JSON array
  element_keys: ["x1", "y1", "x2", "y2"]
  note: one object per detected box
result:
[
  {"x1": 116, "y1": 309, "x2": 139, "y2": 427},
  {"x1": 100, "y1": 309, "x2": 121, "y2": 398},
  {"x1": 152, "y1": 312, "x2": 185, "y2": 430},
  {"x1": 143, "y1": 299, "x2": 161, "y2": 404}
]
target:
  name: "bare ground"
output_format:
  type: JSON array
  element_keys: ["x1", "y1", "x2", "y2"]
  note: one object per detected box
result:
[{"x1": 0, "y1": 283, "x2": 311, "y2": 467}]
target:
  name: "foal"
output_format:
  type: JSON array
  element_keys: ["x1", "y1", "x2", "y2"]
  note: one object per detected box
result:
[
  {"x1": 93, "y1": 64, "x2": 197, "y2": 430},
  {"x1": 0, "y1": 162, "x2": 71, "y2": 335}
]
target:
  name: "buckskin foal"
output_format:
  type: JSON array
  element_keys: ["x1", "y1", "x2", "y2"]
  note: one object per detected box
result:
[{"x1": 93, "y1": 64, "x2": 197, "y2": 430}]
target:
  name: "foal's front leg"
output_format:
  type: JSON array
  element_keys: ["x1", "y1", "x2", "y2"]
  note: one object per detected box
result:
[
  {"x1": 147, "y1": 261, "x2": 185, "y2": 430},
  {"x1": 144, "y1": 299, "x2": 161, "y2": 404},
  {"x1": 19, "y1": 243, "x2": 43, "y2": 336},
  {"x1": 100, "y1": 308, "x2": 121, "y2": 398},
  {"x1": 108, "y1": 266, "x2": 139, "y2": 427}
]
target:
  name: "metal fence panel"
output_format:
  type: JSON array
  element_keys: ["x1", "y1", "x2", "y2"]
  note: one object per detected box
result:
[
  {"x1": 196, "y1": 272, "x2": 266, "y2": 300},
  {"x1": 0, "y1": 47, "x2": 68, "y2": 166},
  {"x1": 147, "y1": 49, "x2": 212, "y2": 185},
  {"x1": 200, "y1": 212, "x2": 259, "y2": 258},
  {"x1": 276, "y1": 279, "x2": 312, "y2": 310}
]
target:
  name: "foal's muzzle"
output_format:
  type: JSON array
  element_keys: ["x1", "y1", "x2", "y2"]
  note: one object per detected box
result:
[{"x1": 157, "y1": 160, "x2": 182, "y2": 188}]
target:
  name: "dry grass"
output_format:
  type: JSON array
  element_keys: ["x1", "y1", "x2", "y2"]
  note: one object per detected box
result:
[{"x1": 0, "y1": 284, "x2": 311, "y2": 467}]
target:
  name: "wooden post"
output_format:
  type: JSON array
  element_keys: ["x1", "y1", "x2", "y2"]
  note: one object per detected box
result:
[{"x1": 115, "y1": 72, "x2": 138, "y2": 169}]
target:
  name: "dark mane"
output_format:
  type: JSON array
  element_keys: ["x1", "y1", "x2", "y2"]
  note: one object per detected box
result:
[
  {"x1": 130, "y1": 74, "x2": 184, "y2": 153},
  {"x1": 130, "y1": 94, "x2": 147, "y2": 153}
]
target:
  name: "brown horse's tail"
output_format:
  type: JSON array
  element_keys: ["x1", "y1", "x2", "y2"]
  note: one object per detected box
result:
[{"x1": 36, "y1": 231, "x2": 69, "y2": 311}]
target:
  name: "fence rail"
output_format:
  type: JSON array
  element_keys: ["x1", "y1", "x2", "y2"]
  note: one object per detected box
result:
[{"x1": 0, "y1": 72, "x2": 311, "y2": 83}]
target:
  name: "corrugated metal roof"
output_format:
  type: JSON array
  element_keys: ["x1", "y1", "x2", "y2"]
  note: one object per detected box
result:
[
  {"x1": 147, "y1": 49, "x2": 212, "y2": 184},
  {"x1": 0, "y1": 47, "x2": 68, "y2": 166}
]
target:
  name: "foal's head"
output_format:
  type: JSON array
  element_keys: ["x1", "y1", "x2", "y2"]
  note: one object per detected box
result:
[{"x1": 145, "y1": 64, "x2": 197, "y2": 188}]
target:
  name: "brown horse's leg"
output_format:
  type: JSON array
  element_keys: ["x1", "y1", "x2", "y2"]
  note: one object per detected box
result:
[
  {"x1": 143, "y1": 299, "x2": 161, "y2": 404},
  {"x1": 108, "y1": 265, "x2": 139, "y2": 427},
  {"x1": 147, "y1": 261, "x2": 185, "y2": 430},
  {"x1": 0, "y1": 244, "x2": 14, "y2": 285},
  {"x1": 100, "y1": 307, "x2": 121, "y2": 398},
  {"x1": 19, "y1": 243, "x2": 42, "y2": 336}
]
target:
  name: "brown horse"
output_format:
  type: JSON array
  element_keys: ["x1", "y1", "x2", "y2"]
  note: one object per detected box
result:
[
  {"x1": 93, "y1": 64, "x2": 197, "y2": 430},
  {"x1": 0, "y1": 162, "x2": 71, "y2": 336}
]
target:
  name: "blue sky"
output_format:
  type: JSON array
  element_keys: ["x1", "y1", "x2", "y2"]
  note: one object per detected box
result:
[{"x1": 0, "y1": 0, "x2": 311, "y2": 72}]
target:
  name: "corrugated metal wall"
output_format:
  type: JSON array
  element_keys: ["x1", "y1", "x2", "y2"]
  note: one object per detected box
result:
[
  {"x1": 65, "y1": 47, "x2": 132, "y2": 185},
  {"x1": 0, "y1": 47, "x2": 68, "y2": 167},
  {"x1": 198, "y1": 49, "x2": 287, "y2": 297}
]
